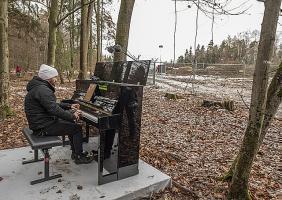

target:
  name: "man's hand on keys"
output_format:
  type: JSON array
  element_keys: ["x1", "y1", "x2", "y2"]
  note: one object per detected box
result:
[
  {"x1": 73, "y1": 110, "x2": 81, "y2": 122},
  {"x1": 71, "y1": 104, "x2": 80, "y2": 111}
]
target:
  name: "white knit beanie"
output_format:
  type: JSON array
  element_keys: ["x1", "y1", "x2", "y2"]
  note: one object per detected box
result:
[{"x1": 38, "y1": 64, "x2": 58, "y2": 80}]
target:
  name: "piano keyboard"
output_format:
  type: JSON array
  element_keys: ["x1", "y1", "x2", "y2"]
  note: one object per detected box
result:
[{"x1": 81, "y1": 111, "x2": 98, "y2": 123}]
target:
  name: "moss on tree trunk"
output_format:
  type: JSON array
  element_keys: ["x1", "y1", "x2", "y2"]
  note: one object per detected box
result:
[
  {"x1": 0, "y1": 105, "x2": 14, "y2": 118},
  {"x1": 228, "y1": 124, "x2": 260, "y2": 199},
  {"x1": 220, "y1": 155, "x2": 238, "y2": 181}
]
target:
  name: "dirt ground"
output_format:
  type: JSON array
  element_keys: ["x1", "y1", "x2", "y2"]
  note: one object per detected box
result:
[{"x1": 0, "y1": 74, "x2": 281, "y2": 199}]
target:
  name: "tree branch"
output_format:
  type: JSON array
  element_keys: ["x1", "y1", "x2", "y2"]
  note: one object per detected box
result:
[
  {"x1": 56, "y1": 0, "x2": 95, "y2": 27},
  {"x1": 24, "y1": 0, "x2": 48, "y2": 8},
  {"x1": 57, "y1": 0, "x2": 66, "y2": 21},
  {"x1": 172, "y1": 180, "x2": 198, "y2": 199},
  {"x1": 174, "y1": 0, "x2": 250, "y2": 17},
  {"x1": 236, "y1": 89, "x2": 249, "y2": 110}
]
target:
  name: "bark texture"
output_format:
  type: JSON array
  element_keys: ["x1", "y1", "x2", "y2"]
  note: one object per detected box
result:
[
  {"x1": 87, "y1": 1, "x2": 94, "y2": 73},
  {"x1": 0, "y1": 0, "x2": 10, "y2": 119},
  {"x1": 94, "y1": 0, "x2": 102, "y2": 62},
  {"x1": 114, "y1": 0, "x2": 135, "y2": 61},
  {"x1": 228, "y1": 0, "x2": 281, "y2": 199},
  {"x1": 47, "y1": 0, "x2": 59, "y2": 66},
  {"x1": 258, "y1": 63, "x2": 282, "y2": 145},
  {"x1": 68, "y1": 0, "x2": 75, "y2": 82},
  {"x1": 222, "y1": 63, "x2": 282, "y2": 186},
  {"x1": 79, "y1": 0, "x2": 91, "y2": 79},
  {"x1": 55, "y1": 29, "x2": 65, "y2": 84}
]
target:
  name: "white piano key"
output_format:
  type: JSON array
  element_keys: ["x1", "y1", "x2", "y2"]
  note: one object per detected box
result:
[{"x1": 81, "y1": 111, "x2": 98, "y2": 123}]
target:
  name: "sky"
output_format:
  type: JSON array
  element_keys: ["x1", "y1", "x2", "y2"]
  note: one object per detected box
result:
[{"x1": 107, "y1": 0, "x2": 282, "y2": 62}]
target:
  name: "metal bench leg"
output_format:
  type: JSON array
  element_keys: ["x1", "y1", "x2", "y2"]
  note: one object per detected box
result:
[
  {"x1": 22, "y1": 149, "x2": 44, "y2": 164},
  {"x1": 30, "y1": 149, "x2": 62, "y2": 185},
  {"x1": 62, "y1": 135, "x2": 65, "y2": 146},
  {"x1": 62, "y1": 135, "x2": 70, "y2": 146}
]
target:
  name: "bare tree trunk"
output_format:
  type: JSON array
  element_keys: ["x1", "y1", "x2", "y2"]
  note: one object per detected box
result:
[
  {"x1": 228, "y1": 0, "x2": 281, "y2": 199},
  {"x1": 258, "y1": 63, "x2": 282, "y2": 145},
  {"x1": 222, "y1": 63, "x2": 282, "y2": 182},
  {"x1": 79, "y1": 0, "x2": 90, "y2": 79},
  {"x1": 47, "y1": 0, "x2": 59, "y2": 66},
  {"x1": 114, "y1": 0, "x2": 135, "y2": 62},
  {"x1": 76, "y1": 17, "x2": 80, "y2": 49},
  {"x1": 55, "y1": 29, "x2": 65, "y2": 84},
  {"x1": 0, "y1": 0, "x2": 10, "y2": 119},
  {"x1": 25, "y1": 37, "x2": 31, "y2": 69},
  {"x1": 100, "y1": 0, "x2": 103, "y2": 61},
  {"x1": 88, "y1": 20, "x2": 94, "y2": 75},
  {"x1": 68, "y1": 0, "x2": 75, "y2": 82},
  {"x1": 87, "y1": 1, "x2": 94, "y2": 74},
  {"x1": 94, "y1": 0, "x2": 101, "y2": 62}
]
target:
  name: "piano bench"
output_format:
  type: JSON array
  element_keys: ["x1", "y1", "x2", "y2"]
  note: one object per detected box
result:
[{"x1": 22, "y1": 127, "x2": 62, "y2": 185}]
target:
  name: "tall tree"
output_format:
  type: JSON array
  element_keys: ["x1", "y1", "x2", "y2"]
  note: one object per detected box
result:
[
  {"x1": 177, "y1": 55, "x2": 184, "y2": 63},
  {"x1": 114, "y1": 0, "x2": 135, "y2": 61},
  {"x1": 87, "y1": 1, "x2": 94, "y2": 73},
  {"x1": 79, "y1": 0, "x2": 89, "y2": 79},
  {"x1": 79, "y1": 0, "x2": 93, "y2": 79},
  {"x1": 55, "y1": 28, "x2": 66, "y2": 84},
  {"x1": 258, "y1": 63, "x2": 282, "y2": 147},
  {"x1": 184, "y1": 49, "x2": 189, "y2": 63},
  {"x1": 227, "y1": 0, "x2": 281, "y2": 199},
  {"x1": 47, "y1": 0, "x2": 59, "y2": 66},
  {"x1": 0, "y1": 0, "x2": 10, "y2": 119},
  {"x1": 68, "y1": 0, "x2": 76, "y2": 81},
  {"x1": 94, "y1": 0, "x2": 102, "y2": 62}
]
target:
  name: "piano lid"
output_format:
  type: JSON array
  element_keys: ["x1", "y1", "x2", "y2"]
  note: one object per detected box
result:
[{"x1": 94, "y1": 60, "x2": 151, "y2": 86}]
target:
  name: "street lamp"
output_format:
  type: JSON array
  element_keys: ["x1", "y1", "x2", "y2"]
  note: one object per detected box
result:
[
  {"x1": 158, "y1": 45, "x2": 164, "y2": 73},
  {"x1": 159, "y1": 45, "x2": 163, "y2": 64}
]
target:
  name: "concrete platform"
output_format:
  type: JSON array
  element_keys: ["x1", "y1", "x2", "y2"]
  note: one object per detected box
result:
[{"x1": 0, "y1": 140, "x2": 171, "y2": 200}]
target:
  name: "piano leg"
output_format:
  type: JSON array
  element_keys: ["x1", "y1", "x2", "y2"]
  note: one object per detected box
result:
[
  {"x1": 98, "y1": 129, "x2": 119, "y2": 185},
  {"x1": 83, "y1": 123, "x2": 90, "y2": 143},
  {"x1": 104, "y1": 129, "x2": 115, "y2": 158}
]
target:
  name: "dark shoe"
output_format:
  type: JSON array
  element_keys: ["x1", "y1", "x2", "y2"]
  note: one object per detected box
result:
[
  {"x1": 71, "y1": 151, "x2": 89, "y2": 160},
  {"x1": 91, "y1": 150, "x2": 98, "y2": 155},
  {"x1": 71, "y1": 151, "x2": 88, "y2": 160},
  {"x1": 74, "y1": 153, "x2": 94, "y2": 164}
]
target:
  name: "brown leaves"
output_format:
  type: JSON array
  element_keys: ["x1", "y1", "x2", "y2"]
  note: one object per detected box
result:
[{"x1": 140, "y1": 87, "x2": 281, "y2": 199}]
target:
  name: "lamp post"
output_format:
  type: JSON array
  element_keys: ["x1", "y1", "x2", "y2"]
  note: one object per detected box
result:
[{"x1": 159, "y1": 45, "x2": 163, "y2": 73}]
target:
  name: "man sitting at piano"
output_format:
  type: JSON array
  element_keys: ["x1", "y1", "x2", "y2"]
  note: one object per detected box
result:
[{"x1": 24, "y1": 64, "x2": 93, "y2": 164}]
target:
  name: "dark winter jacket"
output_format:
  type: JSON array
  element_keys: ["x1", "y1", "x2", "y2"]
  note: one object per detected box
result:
[{"x1": 24, "y1": 76, "x2": 75, "y2": 131}]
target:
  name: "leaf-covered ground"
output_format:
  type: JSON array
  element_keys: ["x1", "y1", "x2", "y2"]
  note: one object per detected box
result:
[{"x1": 0, "y1": 75, "x2": 281, "y2": 199}]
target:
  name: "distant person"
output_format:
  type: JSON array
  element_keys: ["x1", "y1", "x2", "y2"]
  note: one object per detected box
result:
[
  {"x1": 24, "y1": 64, "x2": 93, "y2": 164},
  {"x1": 16, "y1": 65, "x2": 22, "y2": 77}
]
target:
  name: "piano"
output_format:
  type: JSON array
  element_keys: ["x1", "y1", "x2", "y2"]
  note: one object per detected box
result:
[
  {"x1": 78, "y1": 97, "x2": 120, "y2": 130},
  {"x1": 70, "y1": 60, "x2": 151, "y2": 185}
]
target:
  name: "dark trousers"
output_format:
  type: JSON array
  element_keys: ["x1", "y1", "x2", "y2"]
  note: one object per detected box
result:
[{"x1": 44, "y1": 119, "x2": 83, "y2": 155}]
